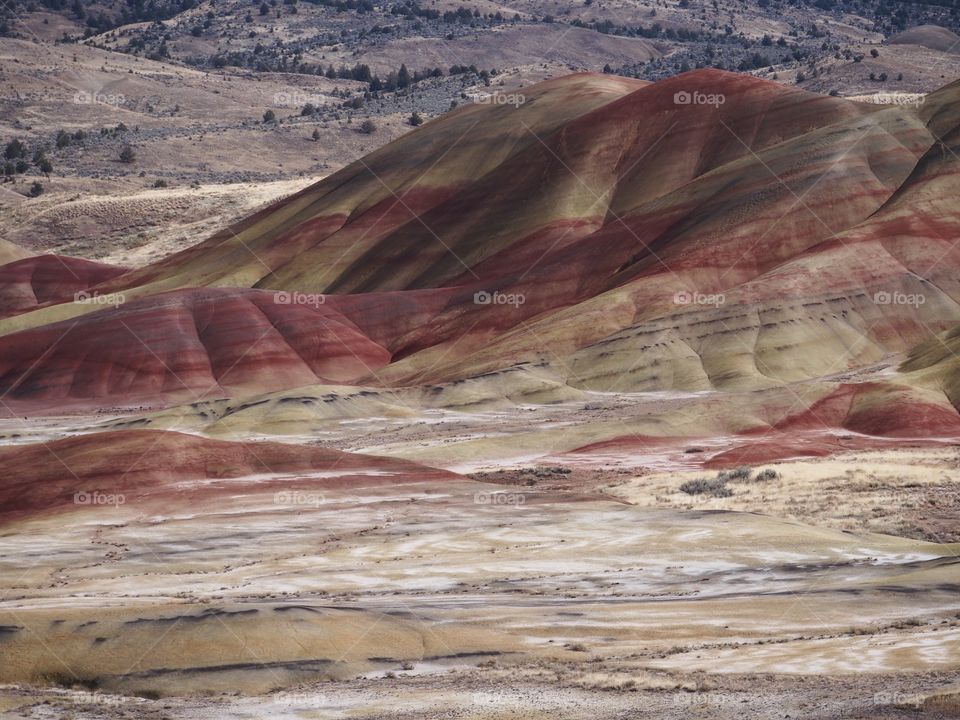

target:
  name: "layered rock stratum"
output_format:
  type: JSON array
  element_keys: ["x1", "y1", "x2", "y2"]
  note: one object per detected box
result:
[{"x1": 1, "y1": 69, "x2": 959, "y2": 461}]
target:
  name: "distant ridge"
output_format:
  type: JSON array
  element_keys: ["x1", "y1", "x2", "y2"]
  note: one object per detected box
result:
[{"x1": 889, "y1": 24, "x2": 960, "y2": 53}]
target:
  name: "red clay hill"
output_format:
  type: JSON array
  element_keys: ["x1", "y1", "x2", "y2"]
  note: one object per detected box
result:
[
  {"x1": 1, "y1": 69, "x2": 960, "y2": 454},
  {"x1": 0, "y1": 429, "x2": 459, "y2": 523}
]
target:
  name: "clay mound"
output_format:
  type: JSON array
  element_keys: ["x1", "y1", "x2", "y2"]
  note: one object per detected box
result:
[
  {"x1": 0, "y1": 73, "x2": 912, "y2": 312},
  {"x1": 889, "y1": 25, "x2": 960, "y2": 53},
  {"x1": 900, "y1": 324, "x2": 960, "y2": 410},
  {"x1": 4, "y1": 70, "x2": 870, "y2": 314},
  {"x1": 0, "y1": 429, "x2": 458, "y2": 521},
  {"x1": 784, "y1": 383, "x2": 960, "y2": 438},
  {"x1": 0, "y1": 255, "x2": 128, "y2": 318},
  {"x1": 710, "y1": 382, "x2": 960, "y2": 465},
  {"x1": 78, "y1": 71, "x2": 650, "y2": 301},
  {"x1": 0, "y1": 287, "x2": 390, "y2": 410},
  {"x1": 368, "y1": 73, "x2": 960, "y2": 397},
  {"x1": 371, "y1": 95, "x2": 940, "y2": 389},
  {"x1": 2, "y1": 69, "x2": 960, "y2": 453},
  {"x1": 552, "y1": 375, "x2": 960, "y2": 471},
  {"x1": 99, "y1": 364, "x2": 585, "y2": 440},
  {"x1": 0, "y1": 603, "x2": 514, "y2": 695}
]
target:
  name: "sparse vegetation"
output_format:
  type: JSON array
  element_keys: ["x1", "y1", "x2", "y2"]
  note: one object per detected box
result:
[
  {"x1": 718, "y1": 466, "x2": 752, "y2": 481},
  {"x1": 4, "y1": 138, "x2": 26, "y2": 160},
  {"x1": 679, "y1": 476, "x2": 733, "y2": 497},
  {"x1": 680, "y1": 466, "x2": 778, "y2": 495}
]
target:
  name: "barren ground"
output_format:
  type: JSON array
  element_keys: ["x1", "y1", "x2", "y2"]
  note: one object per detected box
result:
[{"x1": 1, "y1": 401, "x2": 959, "y2": 718}]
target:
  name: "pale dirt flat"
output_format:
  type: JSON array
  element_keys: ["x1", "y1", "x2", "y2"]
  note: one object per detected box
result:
[
  {"x1": 1, "y1": 469, "x2": 959, "y2": 717},
  {"x1": 602, "y1": 447, "x2": 960, "y2": 543}
]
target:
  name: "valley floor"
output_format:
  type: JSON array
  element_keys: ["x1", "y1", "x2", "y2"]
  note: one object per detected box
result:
[{"x1": 1, "y1": 418, "x2": 959, "y2": 718}]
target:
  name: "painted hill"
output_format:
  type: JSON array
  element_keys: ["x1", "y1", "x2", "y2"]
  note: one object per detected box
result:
[
  {"x1": 0, "y1": 429, "x2": 458, "y2": 522},
  {"x1": 889, "y1": 25, "x2": 960, "y2": 53},
  {"x1": 0, "y1": 254, "x2": 127, "y2": 318},
  {"x1": 2, "y1": 69, "x2": 960, "y2": 460},
  {"x1": 0, "y1": 287, "x2": 390, "y2": 411}
]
